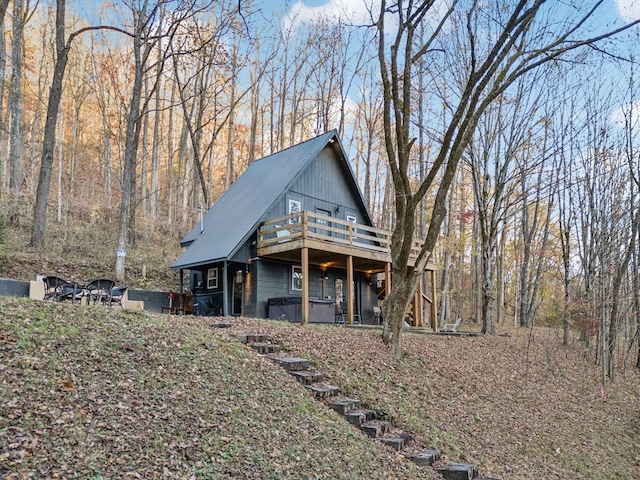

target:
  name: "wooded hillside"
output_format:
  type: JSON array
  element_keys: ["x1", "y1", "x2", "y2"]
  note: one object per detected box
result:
[{"x1": 0, "y1": 0, "x2": 640, "y2": 377}]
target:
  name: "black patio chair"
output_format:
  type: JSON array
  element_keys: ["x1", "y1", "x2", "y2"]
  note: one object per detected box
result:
[
  {"x1": 44, "y1": 275, "x2": 68, "y2": 301},
  {"x1": 106, "y1": 286, "x2": 128, "y2": 308},
  {"x1": 44, "y1": 276, "x2": 83, "y2": 303},
  {"x1": 335, "y1": 301, "x2": 361, "y2": 324},
  {"x1": 84, "y1": 278, "x2": 116, "y2": 305}
]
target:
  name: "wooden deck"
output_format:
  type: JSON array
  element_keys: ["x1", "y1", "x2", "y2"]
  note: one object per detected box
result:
[{"x1": 257, "y1": 211, "x2": 432, "y2": 272}]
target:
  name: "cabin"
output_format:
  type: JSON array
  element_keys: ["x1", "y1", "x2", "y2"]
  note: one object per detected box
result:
[{"x1": 171, "y1": 130, "x2": 437, "y2": 326}]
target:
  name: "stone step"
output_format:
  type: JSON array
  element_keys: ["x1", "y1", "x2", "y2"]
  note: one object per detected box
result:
[
  {"x1": 249, "y1": 342, "x2": 278, "y2": 354},
  {"x1": 327, "y1": 398, "x2": 361, "y2": 415},
  {"x1": 233, "y1": 333, "x2": 270, "y2": 344},
  {"x1": 305, "y1": 383, "x2": 340, "y2": 399},
  {"x1": 379, "y1": 433, "x2": 412, "y2": 451},
  {"x1": 408, "y1": 449, "x2": 441, "y2": 467},
  {"x1": 344, "y1": 409, "x2": 376, "y2": 426},
  {"x1": 360, "y1": 421, "x2": 391, "y2": 438},
  {"x1": 209, "y1": 322, "x2": 232, "y2": 328},
  {"x1": 434, "y1": 462, "x2": 478, "y2": 480},
  {"x1": 287, "y1": 370, "x2": 324, "y2": 384},
  {"x1": 270, "y1": 356, "x2": 311, "y2": 372}
]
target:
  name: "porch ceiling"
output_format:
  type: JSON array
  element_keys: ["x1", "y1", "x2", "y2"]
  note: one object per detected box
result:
[{"x1": 257, "y1": 239, "x2": 389, "y2": 273}]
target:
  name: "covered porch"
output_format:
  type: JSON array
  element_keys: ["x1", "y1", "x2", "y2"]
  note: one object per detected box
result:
[{"x1": 257, "y1": 211, "x2": 438, "y2": 327}]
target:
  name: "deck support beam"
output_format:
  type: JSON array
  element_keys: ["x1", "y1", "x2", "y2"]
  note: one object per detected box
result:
[
  {"x1": 385, "y1": 262, "x2": 391, "y2": 296},
  {"x1": 347, "y1": 255, "x2": 354, "y2": 324},
  {"x1": 222, "y1": 261, "x2": 229, "y2": 316},
  {"x1": 430, "y1": 269, "x2": 438, "y2": 330},
  {"x1": 302, "y1": 247, "x2": 309, "y2": 324}
]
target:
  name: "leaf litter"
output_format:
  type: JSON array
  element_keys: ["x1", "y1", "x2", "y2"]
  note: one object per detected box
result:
[{"x1": 0, "y1": 298, "x2": 436, "y2": 479}]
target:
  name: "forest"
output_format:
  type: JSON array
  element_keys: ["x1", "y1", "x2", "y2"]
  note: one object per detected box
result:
[{"x1": 1, "y1": 0, "x2": 640, "y2": 376}]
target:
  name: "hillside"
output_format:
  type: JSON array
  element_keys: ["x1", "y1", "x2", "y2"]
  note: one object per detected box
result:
[{"x1": 1, "y1": 297, "x2": 639, "y2": 479}]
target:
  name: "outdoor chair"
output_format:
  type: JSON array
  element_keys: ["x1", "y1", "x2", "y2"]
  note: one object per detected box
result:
[
  {"x1": 162, "y1": 292, "x2": 184, "y2": 315},
  {"x1": 44, "y1": 276, "x2": 83, "y2": 303},
  {"x1": 442, "y1": 317, "x2": 462, "y2": 333},
  {"x1": 84, "y1": 278, "x2": 116, "y2": 305},
  {"x1": 335, "y1": 301, "x2": 361, "y2": 324},
  {"x1": 44, "y1": 275, "x2": 68, "y2": 301},
  {"x1": 373, "y1": 306, "x2": 383, "y2": 325},
  {"x1": 105, "y1": 286, "x2": 128, "y2": 308},
  {"x1": 58, "y1": 281, "x2": 85, "y2": 303},
  {"x1": 181, "y1": 293, "x2": 196, "y2": 315}
]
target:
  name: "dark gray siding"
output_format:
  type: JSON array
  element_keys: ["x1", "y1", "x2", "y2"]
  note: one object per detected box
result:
[
  {"x1": 287, "y1": 146, "x2": 370, "y2": 224},
  {"x1": 254, "y1": 259, "x2": 325, "y2": 319}
]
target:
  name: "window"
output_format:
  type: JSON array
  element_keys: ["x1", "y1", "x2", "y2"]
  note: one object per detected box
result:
[
  {"x1": 292, "y1": 265, "x2": 302, "y2": 291},
  {"x1": 346, "y1": 215, "x2": 357, "y2": 239},
  {"x1": 207, "y1": 268, "x2": 218, "y2": 289},
  {"x1": 289, "y1": 199, "x2": 301, "y2": 224}
]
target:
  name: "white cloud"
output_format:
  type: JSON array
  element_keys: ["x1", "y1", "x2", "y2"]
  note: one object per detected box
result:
[
  {"x1": 610, "y1": 100, "x2": 640, "y2": 130},
  {"x1": 282, "y1": 0, "x2": 375, "y2": 33},
  {"x1": 616, "y1": 0, "x2": 640, "y2": 22},
  {"x1": 282, "y1": 0, "x2": 452, "y2": 36}
]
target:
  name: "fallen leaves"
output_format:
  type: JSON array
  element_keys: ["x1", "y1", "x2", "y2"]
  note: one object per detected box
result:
[{"x1": 56, "y1": 378, "x2": 78, "y2": 395}]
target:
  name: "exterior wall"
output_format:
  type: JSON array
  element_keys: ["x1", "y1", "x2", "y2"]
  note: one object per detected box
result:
[
  {"x1": 260, "y1": 146, "x2": 371, "y2": 227},
  {"x1": 189, "y1": 263, "x2": 224, "y2": 316},
  {"x1": 254, "y1": 259, "x2": 325, "y2": 319}
]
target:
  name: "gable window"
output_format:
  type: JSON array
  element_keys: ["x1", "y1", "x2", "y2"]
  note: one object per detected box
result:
[
  {"x1": 207, "y1": 268, "x2": 218, "y2": 289},
  {"x1": 292, "y1": 265, "x2": 302, "y2": 291},
  {"x1": 289, "y1": 199, "x2": 301, "y2": 224}
]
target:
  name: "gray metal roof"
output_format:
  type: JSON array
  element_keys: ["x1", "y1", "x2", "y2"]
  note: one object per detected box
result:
[{"x1": 172, "y1": 130, "x2": 353, "y2": 270}]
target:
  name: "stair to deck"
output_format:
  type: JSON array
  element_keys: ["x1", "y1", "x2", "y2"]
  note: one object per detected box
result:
[{"x1": 230, "y1": 331, "x2": 499, "y2": 480}]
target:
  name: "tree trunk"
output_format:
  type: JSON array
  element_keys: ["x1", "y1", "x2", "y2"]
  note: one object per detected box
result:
[
  {"x1": 30, "y1": 0, "x2": 70, "y2": 248},
  {"x1": 115, "y1": 6, "x2": 146, "y2": 281},
  {"x1": 8, "y1": 0, "x2": 24, "y2": 217}
]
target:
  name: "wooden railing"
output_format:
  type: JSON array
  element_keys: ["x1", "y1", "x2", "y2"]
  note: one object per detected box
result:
[{"x1": 258, "y1": 211, "x2": 423, "y2": 263}]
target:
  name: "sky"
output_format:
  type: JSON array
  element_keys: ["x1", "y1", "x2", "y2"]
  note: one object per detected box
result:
[
  {"x1": 616, "y1": 0, "x2": 640, "y2": 21},
  {"x1": 283, "y1": 0, "x2": 640, "y2": 26}
]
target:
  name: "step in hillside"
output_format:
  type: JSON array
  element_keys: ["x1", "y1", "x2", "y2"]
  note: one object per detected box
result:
[
  {"x1": 305, "y1": 382, "x2": 340, "y2": 399},
  {"x1": 287, "y1": 369, "x2": 324, "y2": 384},
  {"x1": 360, "y1": 420, "x2": 391, "y2": 438},
  {"x1": 344, "y1": 409, "x2": 376, "y2": 426},
  {"x1": 233, "y1": 333, "x2": 270, "y2": 344},
  {"x1": 249, "y1": 342, "x2": 279, "y2": 354},
  {"x1": 434, "y1": 462, "x2": 478, "y2": 480},
  {"x1": 269, "y1": 356, "x2": 310, "y2": 372},
  {"x1": 327, "y1": 398, "x2": 361, "y2": 415},
  {"x1": 408, "y1": 449, "x2": 441, "y2": 466},
  {"x1": 379, "y1": 433, "x2": 412, "y2": 451}
]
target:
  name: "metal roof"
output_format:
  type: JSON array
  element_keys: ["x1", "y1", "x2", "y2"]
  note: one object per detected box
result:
[{"x1": 172, "y1": 130, "x2": 358, "y2": 270}]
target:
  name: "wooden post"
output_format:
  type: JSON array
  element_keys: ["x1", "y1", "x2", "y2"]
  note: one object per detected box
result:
[
  {"x1": 411, "y1": 289, "x2": 418, "y2": 327},
  {"x1": 301, "y1": 210, "x2": 308, "y2": 239},
  {"x1": 222, "y1": 261, "x2": 229, "y2": 316},
  {"x1": 347, "y1": 255, "x2": 354, "y2": 324},
  {"x1": 302, "y1": 247, "x2": 309, "y2": 324},
  {"x1": 417, "y1": 279, "x2": 424, "y2": 326},
  {"x1": 430, "y1": 269, "x2": 438, "y2": 331},
  {"x1": 385, "y1": 262, "x2": 391, "y2": 297}
]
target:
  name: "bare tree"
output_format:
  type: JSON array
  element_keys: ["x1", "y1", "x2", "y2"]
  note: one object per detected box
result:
[{"x1": 376, "y1": 0, "x2": 640, "y2": 359}]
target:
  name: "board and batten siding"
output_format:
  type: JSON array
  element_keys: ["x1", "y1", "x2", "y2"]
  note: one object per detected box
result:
[
  {"x1": 254, "y1": 259, "x2": 325, "y2": 318},
  {"x1": 257, "y1": 146, "x2": 369, "y2": 225}
]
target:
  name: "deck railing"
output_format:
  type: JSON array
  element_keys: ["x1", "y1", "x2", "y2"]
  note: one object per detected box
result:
[{"x1": 257, "y1": 211, "x2": 423, "y2": 261}]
